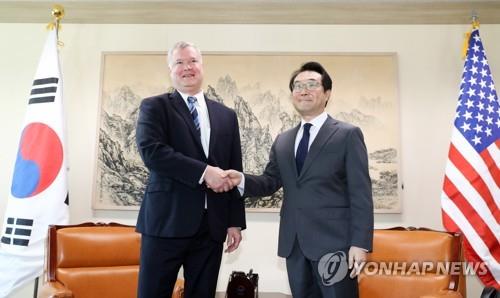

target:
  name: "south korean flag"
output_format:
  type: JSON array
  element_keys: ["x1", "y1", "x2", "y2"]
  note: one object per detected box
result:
[{"x1": 0, "y1": 29, "x2": 69, "y2": 297}]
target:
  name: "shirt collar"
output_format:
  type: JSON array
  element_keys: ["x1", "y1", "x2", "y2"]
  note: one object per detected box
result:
[
  {"x1": 178, "y1": 90, "x2": 205, "y2": 106},
  {"x1": 300, "y1": 112, "x2": 328, "y2": 129}
]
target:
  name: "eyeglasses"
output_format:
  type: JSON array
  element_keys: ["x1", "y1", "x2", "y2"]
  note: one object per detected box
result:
[
  {"x1": 172, "y1": 58, "x2": 200, "y2": 68},
  {"x1": 292, "y1": 80, "x2": 322, "y2": 92}
]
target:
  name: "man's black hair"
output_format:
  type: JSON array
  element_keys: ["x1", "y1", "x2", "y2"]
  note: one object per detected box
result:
[{"x1": 288, "y1": 61, "x2": 332, "y2": 92}]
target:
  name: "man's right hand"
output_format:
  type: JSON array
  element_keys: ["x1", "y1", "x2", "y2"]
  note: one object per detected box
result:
[
  {"x1": 204, "y1": 165, "x2": 232, "y2": 192},
  {"x1": 225, "y1": 170, "x2": 243, "y2": 187}
]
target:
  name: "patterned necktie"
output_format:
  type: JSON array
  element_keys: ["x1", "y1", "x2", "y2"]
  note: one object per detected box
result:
[
  {"x1": 295, "y1": 123, "x2": 312, "y2": 175},
  {"x1": 187, "y1": 96, "x2": 200, "y2": 132}
]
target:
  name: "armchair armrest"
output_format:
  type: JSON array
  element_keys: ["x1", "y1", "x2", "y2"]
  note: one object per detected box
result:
[
  {"x1": 420, "y1": 290, "x2": 463, "y2": 298},
  {"x1": 38, "y1": 281, "x2": 73, "y2": 298},
  {"x1": 172, "y1": 279, "x2": 185, "y2": 298}
]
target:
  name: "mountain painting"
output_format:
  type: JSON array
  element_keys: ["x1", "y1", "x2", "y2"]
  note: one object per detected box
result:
[{"x1": 93, "y1": 53, "x2": 401, "y2": 213}]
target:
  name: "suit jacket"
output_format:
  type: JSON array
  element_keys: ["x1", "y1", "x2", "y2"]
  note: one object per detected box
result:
[
  {"x1": 244, "y1": 116, "x2": 373, "y2": 260},
  {"x1": 135, "y1": 91, "x2": 246, "y2": 243}
]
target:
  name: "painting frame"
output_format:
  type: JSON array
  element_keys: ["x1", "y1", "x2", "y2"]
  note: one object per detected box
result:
[{"x1": 92, "y1": 51, "x2": 402, "y2": 213}]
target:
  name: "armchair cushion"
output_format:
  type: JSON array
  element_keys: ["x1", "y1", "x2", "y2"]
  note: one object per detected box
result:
[
  {"x1": 38, "y1": 223, "x2": 184, "y2": 298},
  {"x1": 359, "y1": 227, "x2": 466, "y2": 298}
]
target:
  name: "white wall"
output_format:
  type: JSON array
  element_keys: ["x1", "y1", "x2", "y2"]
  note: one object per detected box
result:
[{"x1": 1, "y1": 23, "x2": 499, "y2": 297}]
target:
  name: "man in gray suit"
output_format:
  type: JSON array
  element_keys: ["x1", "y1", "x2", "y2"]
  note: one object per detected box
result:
[{"x1": 225, "y1": 61, "x2": 374, "y2": 298}]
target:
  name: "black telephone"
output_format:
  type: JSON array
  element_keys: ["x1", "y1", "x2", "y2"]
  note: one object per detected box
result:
[{"x1": 226, "y1": 269, "x2": 259, "y2": 298}]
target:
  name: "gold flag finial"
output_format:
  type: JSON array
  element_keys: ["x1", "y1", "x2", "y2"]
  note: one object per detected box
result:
[
  {"x1": 46, "y1": 4, "x2": 65, "y2": 32},
  {"x1": 46, "y1": 4, "x2": 65, "y2": 46},
  {"x1": 52, "y1": 4, "x2": 65, "y2": 21},
  {"x1": 471, "y1": 13, "x2": 480, "y2": 29}
]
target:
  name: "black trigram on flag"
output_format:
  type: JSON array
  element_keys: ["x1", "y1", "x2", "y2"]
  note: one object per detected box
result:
[
  {"x1": 1, "y1": 217, "x2": 33, "y2": 246},
  {"x1": 28, "y1": 77, "x2": 59, "y2": 104}
]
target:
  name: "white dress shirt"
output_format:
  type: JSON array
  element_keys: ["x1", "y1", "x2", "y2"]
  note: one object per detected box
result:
[
  {"x1": 293, "y1": 112, "x2": 328, "y2": 155},
  {"x1": 178, "y1": 90, "x2": 210, "y2": 208},
  {"x1": 178, "y1": 90, "x2": 211, "y2": 157}
]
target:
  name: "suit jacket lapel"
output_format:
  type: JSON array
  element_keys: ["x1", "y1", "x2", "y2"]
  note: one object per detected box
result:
[
  {"x1": 206, "y1": 97, "x2": 217, "y2": 158},
  {"x1": 298, "y1": 116, "x2": 339, "y2": 179},
  {"x1": 284, "y1": 124, "x2": 301, "y2": 179},
  {"x1": 170, "y1": 91, "x2": 205, "y2": 155}
]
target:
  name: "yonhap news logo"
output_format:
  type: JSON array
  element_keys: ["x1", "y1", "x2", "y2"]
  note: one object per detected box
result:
[
  {"x1": 317, "y1": 251, "x2": 349, "y2": 286},
  {"x1": 317, "y1": 250, "x2": 490, "y2": 286},
  {"x1": 359, "y1": 261, "x2": 489, "y2": 277}
]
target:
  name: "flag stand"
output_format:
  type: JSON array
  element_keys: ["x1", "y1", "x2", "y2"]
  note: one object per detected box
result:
[{"x1": 33, "y1": 277, "x2": 38, "y2": 298}]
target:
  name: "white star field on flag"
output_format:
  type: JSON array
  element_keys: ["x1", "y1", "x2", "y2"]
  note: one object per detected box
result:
[{"x1": 455, "y1": 30, "x2": 500, "y2": 151}]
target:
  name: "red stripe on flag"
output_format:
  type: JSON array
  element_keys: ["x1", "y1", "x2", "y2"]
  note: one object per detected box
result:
[
  {"x1": 462, "y1": 237, "x2": 500, "y2": 288},
  {"x1": 480, "y1": 145, "x2": 500, "y2": 188},
  {"x1": 448, "y1": 144, "x2": 499, "y2": 221},
  {"x1": 442, "y1": 209, "x2": 460, "y2": 233},
  {"x1": 442, "y1": 177, "x2": 500, "y2": 263}
]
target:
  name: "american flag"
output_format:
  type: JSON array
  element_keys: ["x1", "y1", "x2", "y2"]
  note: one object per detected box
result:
[{"x1": 441, "y1": 27, "x2": 500, "y2": 288}]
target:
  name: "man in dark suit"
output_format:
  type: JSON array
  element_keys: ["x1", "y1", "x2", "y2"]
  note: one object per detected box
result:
[
  {"x1": 135, "y1": 41, "x2": 246, "y2": 298},
  {"x1": 227, "y1": 62, "x2": 374, "y2": 298}
]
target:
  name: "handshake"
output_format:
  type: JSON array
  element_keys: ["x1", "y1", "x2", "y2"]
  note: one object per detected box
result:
[{"x1": 204, "y1": 166, "x2": 243, "y2": 193}]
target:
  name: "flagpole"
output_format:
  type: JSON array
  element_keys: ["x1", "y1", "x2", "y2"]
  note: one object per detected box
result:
[
  {"x1": 33, "y1": 278, "x2": 38, "y2": 298},
  {"x1": 461, "y1": 13, "x2": 480, "y2": 59},
  {"x1": 33, "y1": 6, "x2": 65, "y2": 298},
  {"x1": 52, "y1": 4, "x2": 64, "y2": 41}
]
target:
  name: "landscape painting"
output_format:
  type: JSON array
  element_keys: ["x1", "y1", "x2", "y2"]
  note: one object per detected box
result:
[{"x1": 93, "y1": 52, "x2": 401, "y2": 213}]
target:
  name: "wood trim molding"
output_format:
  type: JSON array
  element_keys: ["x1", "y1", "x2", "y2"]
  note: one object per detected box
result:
[{"x1": 1, "y1": 1, "x2": 500, "y2": 24}]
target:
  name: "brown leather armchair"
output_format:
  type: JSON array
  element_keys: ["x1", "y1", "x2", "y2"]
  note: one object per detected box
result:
[
  {"x1": 359, "y1": 227, "x2": 466, "y2": 298},
  {"x1": 37, "y1": 222, "x2": 184, "y2": 298}
]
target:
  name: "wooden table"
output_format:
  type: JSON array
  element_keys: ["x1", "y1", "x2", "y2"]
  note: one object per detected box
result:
[{"x1": 216, "y1": 292, "x2": 291, "y2": 298}]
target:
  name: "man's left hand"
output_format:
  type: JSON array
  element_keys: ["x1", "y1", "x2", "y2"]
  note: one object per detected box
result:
[
  {"x1": 225, "y1": 227, "x2": 242, "y2": 253},
  {"x1": 348, "y1": 246, "x2": 367, "y2": 278}
]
